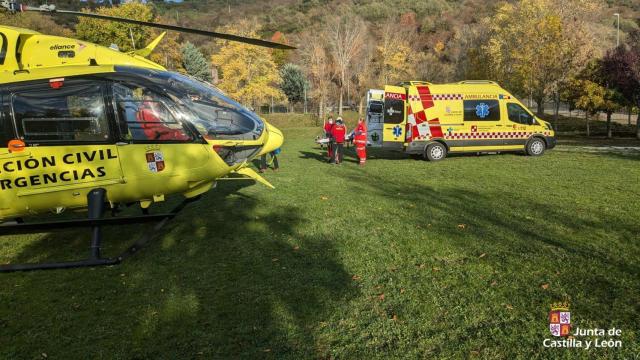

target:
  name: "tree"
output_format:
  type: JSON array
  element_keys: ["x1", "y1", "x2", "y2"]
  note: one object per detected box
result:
[
  {"x1": 328, "y1": 15, "x2": 366, "y2": 115},
  {"x1": 211, "y1": 21, "x2": 284, "y2": 109},
  {"x1": 280, "y1": 63, "x2": 307, "y2": 111},
  {"x1": 374, "y1": 21, "x2": 415, "y2": 85},
  {"x1": 0, "y1": 13, "x2": 72, "y2": 37},
  {"x1": 601, "y1": 45, "x2": 640, "y2": 139},
  {"x1": 575, "y1": 80, "x2": 605, "y2": 137},
  {"x1": 76, "y1": 3, "x2": 155, "y2": 53},
  {"x1": 300, "y1": 33, "x2": 333, "y2": 121},
  {"x1": 485, "y1": 0, "x2": 598, "y2": 116},
  {"x1": 350, "y1": 42, "x2": 375, "y2": 115},
  {"x1": 181, "y1": 42, "x2": 212, "y2": 82}
]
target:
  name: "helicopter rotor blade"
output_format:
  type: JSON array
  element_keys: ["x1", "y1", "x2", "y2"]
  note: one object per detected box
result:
[{"x1": 5, "y1": 2, "x2": 295, "y2": 50}]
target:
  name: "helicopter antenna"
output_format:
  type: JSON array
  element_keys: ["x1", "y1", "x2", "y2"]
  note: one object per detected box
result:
[{"x1": 0, "y1": 0, "x2": 295, "y2": 50}]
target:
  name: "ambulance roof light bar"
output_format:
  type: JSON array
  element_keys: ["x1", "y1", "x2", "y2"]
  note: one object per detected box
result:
[
  {"x1": 457, "y1": 80, "x2": 499, "y2": 85},
  {"x1": 397, "y1": 81, "x2": 433, "y2": 86}
]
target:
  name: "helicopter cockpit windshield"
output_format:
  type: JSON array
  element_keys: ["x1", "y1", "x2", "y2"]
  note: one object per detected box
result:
[{"x1": 113, "y1": 67, "x2": 264, "y2": 142}]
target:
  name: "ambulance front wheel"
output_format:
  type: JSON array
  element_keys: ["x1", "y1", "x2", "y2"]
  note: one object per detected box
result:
[
  {"x1": 425, "y1": 143, "x2": 447, "y2": 161},
  {"x1": 526, "y1": 137, "x2": 546, "y2": 156}
]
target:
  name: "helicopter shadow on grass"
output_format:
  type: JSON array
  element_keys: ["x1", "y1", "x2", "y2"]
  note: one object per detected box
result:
[{"x1": 0, "y1": 180, "x2": 356, "y2": 358}]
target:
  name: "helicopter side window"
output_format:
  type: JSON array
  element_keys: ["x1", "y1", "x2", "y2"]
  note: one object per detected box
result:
[
  {"x1": 11, "y1": 83, "x2": 111, "y2": 143},
  {"x1": 112, "y1": 83, "x2": 193, "y2": 142},
  {"x1": 0, "y1": 32, "x2": 7, "y2": 65}
]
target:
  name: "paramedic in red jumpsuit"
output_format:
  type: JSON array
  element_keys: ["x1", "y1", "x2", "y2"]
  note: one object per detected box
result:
[
  {"x1": 331, "y1": 118, "x2": 346, "y2": 164},
  {"x1": 137, "y1": 99, "x2": 190, "y2": 141},
  {"x1": 354, "y1": 118, "x2": 367, "y2": 166},
  {"x1": 323, "y1": 117, "x2": 334, "y2": 161}
]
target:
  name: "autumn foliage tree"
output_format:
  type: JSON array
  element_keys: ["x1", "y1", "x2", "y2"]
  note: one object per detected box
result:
[
  {"x1": 485, "y1": 0, "x2": 598, "y2": 116},
  {"x1": 75, "y1": 3, "x2": 155, "y2": 53},
  {"x1": 601, "y1": 45, "x2": 640, "y2": 139},
  {"x1": 211, "y1": 21, "x2": 284, "y2": 109},
  {"x1": 328, "y1": 15, "x2": 366, "y2": 115},
  {"x1": 300, "y1": 33, "x2": 333, "y2": 121}
]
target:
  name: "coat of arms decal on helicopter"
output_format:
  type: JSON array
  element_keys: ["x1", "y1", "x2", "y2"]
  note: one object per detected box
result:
[{"x1": 146, "y1": 151, "x2": 165, "y2": 173}]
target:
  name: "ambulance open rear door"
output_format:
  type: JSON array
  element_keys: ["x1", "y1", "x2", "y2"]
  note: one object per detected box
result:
[
  {"x1": 382, "y1": 85, "x2": 407, "y2": 150},
  {"x1": 365, "y1": 89, "x2": 384, "y2": 148}
]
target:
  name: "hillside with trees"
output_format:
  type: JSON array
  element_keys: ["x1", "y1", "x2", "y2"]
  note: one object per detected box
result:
[{"x1": 2, "y1": 0, "x2": 639, "y2": 137}]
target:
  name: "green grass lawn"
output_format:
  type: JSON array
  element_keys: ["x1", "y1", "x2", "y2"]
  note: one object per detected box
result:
[{"x1": 1, "y1": 128, "x2": 639, "y2": 359}]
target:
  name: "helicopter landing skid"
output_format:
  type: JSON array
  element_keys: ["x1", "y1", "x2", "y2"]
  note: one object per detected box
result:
[{"x1": 0, "y1": 188, "x2": 199, "y2": 272}]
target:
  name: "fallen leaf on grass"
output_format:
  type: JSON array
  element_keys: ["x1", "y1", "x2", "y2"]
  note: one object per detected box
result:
[
  {"x1": 392, "y1": 314, "x2": 398, "y2": 321},
  {"x1": 378, "y1": 293, "x2": 385, "y2": 301},
  {"x1": 479, "y1": 253, "x2": 486, "y2": 258},
  {"x1": 351, "y1": 275, "x2": 361, "y2": 281},
  {"x1": 271, "y1": 258, "x2": 279, "y2": 262},
  {"x1": 470, "y1": 350, "x2": 480, "y2": 357},
  {"x1": 320, "y1": 196, "x2": 329, "y2": 200},
  {"x1": 41, "y1": 354, "x2": 47, "y2": 359},
  {"x1": 505, "y1": 304, "x2": 514, "y2": 310},
  {"x1": 541, "y1": 283, "x2": 550, "y2": 290},
  {"x1": 490, "y1": 281, "x2": 497, "y2": 286},
  {"x1": 432, "y1": 267, "x2": 441, "y2": 272},
  {"x1": 457, "y1": 224, "x2": 466, "y2": 229},
  {"x1": 262, "y1": 349, "x2": 271, "y2": 352},
  {"x1": 293, "y1": 245, "x2": 300, "y2": 251},
  {"x1": 400, "y1": 288, "x2": 405, "y2": 294}
]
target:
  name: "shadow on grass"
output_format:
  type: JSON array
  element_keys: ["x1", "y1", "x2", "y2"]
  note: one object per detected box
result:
[
  {"x1": 335, "y1": 168, "x2": 639, "y2": 349},
  {"x1": 0, "y1": 181, "x2": 356, "y2": 358}
]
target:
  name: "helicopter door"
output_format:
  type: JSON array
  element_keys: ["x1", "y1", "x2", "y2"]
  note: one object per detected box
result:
[
  {"x1": 111, "y1": 82, "x2": 210, "y2": 197},
  {"x1": 5, "y1": 80, "x2": 124, "y2": 201}
]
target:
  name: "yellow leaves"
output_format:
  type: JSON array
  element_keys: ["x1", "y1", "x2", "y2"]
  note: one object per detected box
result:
[
  {"x1": 211, "y1": 21, "x2": 284, "y2": 107},
  {"x1": 541, "y1": 283, "x2": 550, "y2": 290},
  {"x1": 76, "y1": 3, "x2": 155, "y2": 53},
  {"x1": 434, "y1": 41, "x2": 446, "y2": 53}
]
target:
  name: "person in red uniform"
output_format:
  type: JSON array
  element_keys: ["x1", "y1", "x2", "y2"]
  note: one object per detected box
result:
[
  {"x1": 323, "y1": 117, "x2": 334, "y2": 161},
  {"x1": 331, "y1": 117, "x2": 347, "y2": 164},
  {"x1": 354, "y1": 117, "x2": 367, "y2": 166},
  {"x1": 137, "y1": 97, "x2": 190, "y2": 141}
]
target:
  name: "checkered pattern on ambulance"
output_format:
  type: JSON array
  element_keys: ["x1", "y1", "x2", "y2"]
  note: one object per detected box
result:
[
  {"x1": 409, "y1": 94, "x2": 463, "y2": 101},
  {"x1": 445, "y1": 131, "x2": 551, "y2": 140}
]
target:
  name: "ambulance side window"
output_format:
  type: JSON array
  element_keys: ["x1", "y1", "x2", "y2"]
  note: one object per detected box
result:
[
  {"x1": 507, "y1": 103, "x2": 535, "y2": 125},
  {"x1": 464, "y1": 100, "x2": 500, "y2": 121},
  {"x1": 11, "y1": 82, "x2": 111, "y2": 144}
]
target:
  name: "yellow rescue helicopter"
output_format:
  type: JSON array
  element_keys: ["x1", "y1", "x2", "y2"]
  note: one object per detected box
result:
[{"x1": 0, "y1": 1, "x2": 292, "y2": 271}]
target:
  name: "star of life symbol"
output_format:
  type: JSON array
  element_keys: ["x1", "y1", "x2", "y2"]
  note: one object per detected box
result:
[
  {"x1": 146, "y1": 151, "x2": 165, "y2": 173},
  {"x1": 392, "y1": 125, "x2": 402, "y2": 137},
  {"x1": 476, "y1": 103, "x2": 490, "y2": 118},
  {"x1": 549, "y1": 302, "x2": 571, "y2": 337}
]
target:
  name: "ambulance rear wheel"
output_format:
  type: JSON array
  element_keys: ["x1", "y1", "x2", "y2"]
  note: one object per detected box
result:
[
  {"x1": 526, "y1": 138, "x2": 546, "y2": 156},
  {"x1": 425, "y1": 143, "x2": 447, "y2": 161}
]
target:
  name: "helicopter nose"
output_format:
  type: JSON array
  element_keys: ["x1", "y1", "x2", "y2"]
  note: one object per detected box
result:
[{"x1": 258, "y1": 122, "x2": 283, "y2": 156}]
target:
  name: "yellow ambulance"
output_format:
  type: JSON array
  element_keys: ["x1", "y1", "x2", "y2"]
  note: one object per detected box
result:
[{"x1": 365, "y1": 81, "x2": 556, "y2": 161}]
